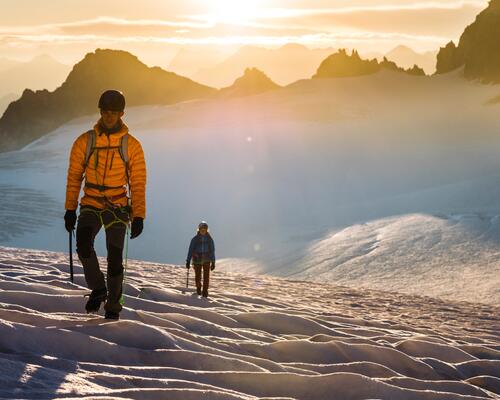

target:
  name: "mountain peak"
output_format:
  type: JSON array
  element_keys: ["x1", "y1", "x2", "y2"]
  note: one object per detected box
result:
[
  {"x1": 0, "y1": 48, "x2": 215, "y2": 152},
  {"x1": 313, "y1": 49, "x2": 425, "y2": 79},
  {"x1": 29, "y1": 54, "x2": 62, "y2": 64},
  {"x1": 390, "y1": 45, "x2": 412, "y2": 51},
  {"x1": 435, "y1": 0, "x2": 500, "y2": 82},
  {"x1": 387, "y1": 45, "x2": 418, "y2": 56},
  {"x1": 219, "y1": 67, "x2": 280, "y2": 97}
]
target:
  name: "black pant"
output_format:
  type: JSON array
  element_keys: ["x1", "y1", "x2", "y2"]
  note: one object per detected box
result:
[{"x1": 76, "y1": 206, "x2": 129, "y2": 313}]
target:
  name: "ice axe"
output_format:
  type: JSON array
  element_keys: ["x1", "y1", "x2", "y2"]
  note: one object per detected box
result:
[
  {"x1": 69, "y1": 230, "x2": 74, "y2": 283},
  {"x1": 182, "y1": 266, "x2": 189, "y2": 294}
]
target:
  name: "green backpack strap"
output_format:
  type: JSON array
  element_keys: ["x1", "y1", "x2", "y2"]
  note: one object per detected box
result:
[
  {"x1": 83, "y1": 129, "x2": 96, "y2": 169},
  {"x1": 83, "y1": 130, "x2": 131, "y2": 192}
]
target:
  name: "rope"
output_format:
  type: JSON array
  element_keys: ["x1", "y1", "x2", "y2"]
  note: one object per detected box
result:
[
  {"x1": 80, "y1": 206, "x2": 130, "y2": 306},
  {"x1": 80, "y1": 206, "x2": 129, "y2": 230},
  {"x1": 120, "y1": 224, "x2": 130, "y2": 306}
]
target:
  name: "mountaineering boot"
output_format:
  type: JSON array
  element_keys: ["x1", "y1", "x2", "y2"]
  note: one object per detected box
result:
[
  {"x1": 202, "y1": 290, "x2": 208, "y2": 298},
  {"x1": 105, "y1": 311, "x2": 120, "y2": 320},
  {"x1": 85, "y1": 287, "x2": 107, "y2": 313},
  {"x1": 197, "y1": 287, "x2": 202, "y2": 296}
]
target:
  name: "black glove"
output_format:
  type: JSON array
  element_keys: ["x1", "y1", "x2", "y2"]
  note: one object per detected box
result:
[
  {"x1": 64, "y1": 210, "x2": 77, "y2": 232},
  {"x1": 211, "y1": 261, "x2": 215, "y2": 271},
  {"x1": 186, "y1": 262, "x2": 190, "y2": 269},
  {"x1": 130, "y1": 217, "x2": 144, "y2": 239}
]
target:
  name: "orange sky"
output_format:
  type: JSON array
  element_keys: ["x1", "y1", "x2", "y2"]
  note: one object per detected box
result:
[{"x1": 0, "y1": 0, "x2": 487, "y2": 66}]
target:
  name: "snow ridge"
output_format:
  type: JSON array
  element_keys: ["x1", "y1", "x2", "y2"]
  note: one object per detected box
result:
[{"x1": 0, "y1": 247, "x2": 498, "y2": 399}]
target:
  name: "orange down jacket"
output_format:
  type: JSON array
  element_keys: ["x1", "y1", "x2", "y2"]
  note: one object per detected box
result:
[{"x1": 65, "y1": 120, "x2": 147, "y2": 219}]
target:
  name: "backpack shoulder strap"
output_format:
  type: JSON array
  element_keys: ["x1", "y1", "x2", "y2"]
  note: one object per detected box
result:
[
  {"x1": 119, "y1": 133, "x2": 130, "y2": 187},
  {"x1": 118, "y1": 133, "x2": 129, "y2": 165},
  {"x1": 83, "y1": 129, "x2": 96, "y2": 168}
]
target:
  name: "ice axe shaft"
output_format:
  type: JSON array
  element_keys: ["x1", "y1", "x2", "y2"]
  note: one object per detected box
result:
[
  {"x1": 182, "y1": 267, "x2": 190, "y2": 294},
  {"x1": 69, "y1": 231, "x2": 74, "y2": 283}
]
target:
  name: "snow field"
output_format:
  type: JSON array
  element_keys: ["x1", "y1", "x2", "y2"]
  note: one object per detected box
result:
[{"x1": 0, "y1": 246, "x2": 498, "y2": 399}]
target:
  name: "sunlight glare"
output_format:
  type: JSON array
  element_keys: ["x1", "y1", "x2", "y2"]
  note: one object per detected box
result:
[{"x1": 207, "y1": 0, "x2": 265, "y2": 24}]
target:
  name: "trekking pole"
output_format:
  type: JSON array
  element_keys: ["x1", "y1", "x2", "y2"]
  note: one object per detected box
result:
[{"x1": 69, "y1": 230, "x2": 74, "y2": 283}]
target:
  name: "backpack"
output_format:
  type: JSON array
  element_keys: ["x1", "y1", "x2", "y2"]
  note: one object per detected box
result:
[{"x1": 83, "y1": 129, "x2": 130, "y2": 190}]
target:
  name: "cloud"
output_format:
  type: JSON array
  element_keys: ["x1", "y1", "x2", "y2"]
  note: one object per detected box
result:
[
  {"x1": 0, "y1": 16, "x2": 320, "y2": 44},
  {"x1": 0, "y1": 17, "x2": 212, "y2": 38},
  {"x1": 0, "y1": 1, "x2": 487, "y2": 50},
  {"x1": 186, "y1": 0, "x2": 486, "y2": 38},
  {"x1": 261, "y1": 1, "x2": 486, "y2": 37},
  {"x1": 258, "y1": 1, "x2": 487, "y2": 17}
]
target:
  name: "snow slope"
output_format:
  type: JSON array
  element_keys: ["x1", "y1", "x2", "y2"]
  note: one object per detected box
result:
[
  {"x1": 0, "y1": 70, "x2": 500, "y2": 304},
  {"x1": 0, "y1": 246, "x2": 499, "y2": 399},
  {"x1": 247, "y1": 213, "x2": 500, "y2": 305}
]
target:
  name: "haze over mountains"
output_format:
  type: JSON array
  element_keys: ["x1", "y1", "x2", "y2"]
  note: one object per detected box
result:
[
  {"x1": 0, "y1": 49, "x2": 215, "y2": 152},
  {"x1": 182, "y1": 43, "x2": 435, "y2": 88},
  {"x1": 167, "y1": 45, "x2": 239, "y2": 80},
  {"x1": 385, "y1": 45, "x2": 437, "y2": 75},
  {"x1": 0, "y1": 45, "x2": 432, "y2": 153},
  {"x1": 193, "y1": 44, "x2": 336, "y2": 88},
  {"x1": 0, "y1": 55, "x2": 70, "y2": 115},
  {"x1": 0, "y1": 57, "x2": 19, "y2": 73}
]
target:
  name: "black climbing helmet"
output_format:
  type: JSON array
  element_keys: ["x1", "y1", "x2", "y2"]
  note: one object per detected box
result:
[{"x1": 98, "y1": 90, "x2": 126, "y2": 112}]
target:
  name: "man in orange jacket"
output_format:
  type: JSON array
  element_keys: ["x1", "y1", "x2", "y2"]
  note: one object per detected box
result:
[{"x1": 64, "y1": 90, "x2": 146, "y2": 320}]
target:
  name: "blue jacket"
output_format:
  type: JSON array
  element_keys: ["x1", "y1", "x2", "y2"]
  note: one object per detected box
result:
[{"x1": 187, "y1": 233, "x2": 216, "y2": 264}]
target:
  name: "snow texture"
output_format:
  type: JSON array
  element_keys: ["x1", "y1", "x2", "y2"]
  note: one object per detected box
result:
[{"x1": 0, "y1": 246, "x2": 498, "y2": 399}]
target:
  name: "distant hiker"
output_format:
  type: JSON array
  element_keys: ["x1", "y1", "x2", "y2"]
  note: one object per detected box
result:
[
  {"x1": 186, "y1": 222, "x2": 216, "y2": 297},
  {"x1": 64, "y1": 89, "x2": 146, "y2": 320}
]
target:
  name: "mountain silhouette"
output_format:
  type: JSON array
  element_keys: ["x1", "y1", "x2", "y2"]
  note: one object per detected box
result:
[
  {"x1": 436, "y1": 0, "x2": 500, "y2": 82},
  {"x1": 0, "y1": 55, "x2": 70, "y2": 108},
  {"x1": 313, "y1": 49, "x2": 425, "y2": 79},
  {"x1": 0, "y1": 93, "x2": 18, "y2": 117},
  {"x1": 194, "y1": 44, "x2": 336, "y2": 88},
  {"x1": 168, "y1": 45, "x2": 237, "y2": 78},
  {"x1": 218, "y1": 68, "x2": 281, "y2": 98},
  {"x1": 0, "y1": 49, "x2": 216, "y2": 152},
  {"x1": 385, "y1": 45, "x2": 437, "y2": 74}
]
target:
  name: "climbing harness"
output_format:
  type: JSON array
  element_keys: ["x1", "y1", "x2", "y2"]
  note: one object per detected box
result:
[
  {"x1": 80, "y1": 206, "x2": 131, "y2": 305},
  {"x1": 79, "y1": 127, "x2": 133, "y2": 307}
]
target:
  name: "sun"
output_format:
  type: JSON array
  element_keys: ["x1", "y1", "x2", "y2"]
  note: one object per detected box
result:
[{"x1": 207, "y1": 0, "x2": 265, "y2": 24}]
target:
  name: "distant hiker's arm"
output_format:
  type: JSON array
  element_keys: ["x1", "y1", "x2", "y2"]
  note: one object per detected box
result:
[
  {"x1": 210, "y1": 237, "x2": 216, "y2": 262},
  {"x1": 129, "y1": 138, "x2": 147, "y2": 219},
  {"x1": 65, "y1": 135, "x2": 86, "y2": 210}
]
